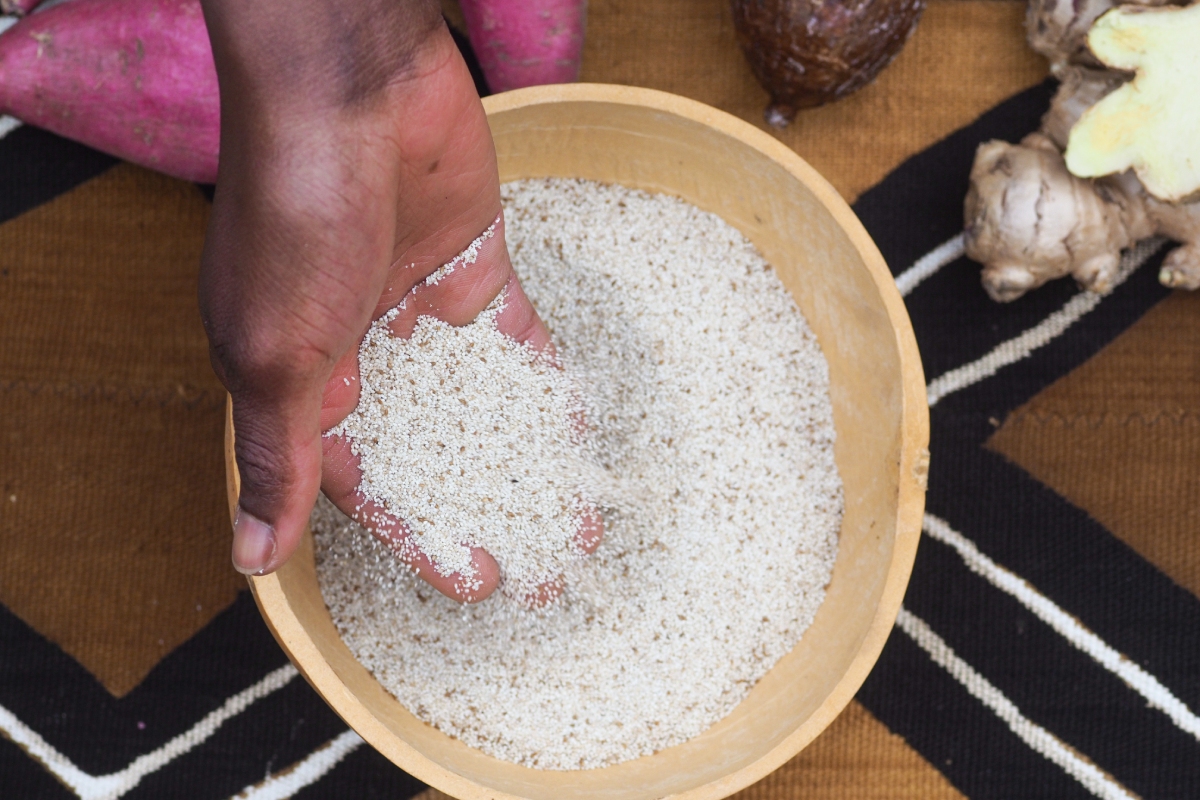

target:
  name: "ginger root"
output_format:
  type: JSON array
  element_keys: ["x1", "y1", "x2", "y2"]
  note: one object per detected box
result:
[
  {"x1": 1065, "y1": 2, "x2": 1200, "y2": 203},
  {"x1": 963, "y1": 0, "x2": 1200, "y2": 301},
  {"x1": 1039, "y1": 66, "x2": 1126, "y2": 150},
  {"x1": 965, "y1": 133, "x2": 1200, "y2": 301}
]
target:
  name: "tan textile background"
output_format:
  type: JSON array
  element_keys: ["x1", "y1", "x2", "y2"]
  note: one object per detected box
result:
[
  {"x1": 989, "y1": 288, "x2": 1200, "y2": 599},
  {"x1": 579, "y1": 0, "x2": 1047, "y2": 202},
  {"x1": 0, "y1": 166, "x2": 235, "y2": 699},
  {"x1": 9, "y1": 0, "x2": 1197, "y2": 797}
]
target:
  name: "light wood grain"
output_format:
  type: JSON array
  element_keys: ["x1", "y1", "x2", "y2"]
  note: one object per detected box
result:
[{"x1": 228, "y1": 85, "x2": 929, "y2": 800}]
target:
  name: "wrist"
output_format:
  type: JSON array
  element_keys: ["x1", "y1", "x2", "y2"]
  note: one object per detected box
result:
[{"x1": 201, "y1": 0, "x2": 446, "y2": 118}]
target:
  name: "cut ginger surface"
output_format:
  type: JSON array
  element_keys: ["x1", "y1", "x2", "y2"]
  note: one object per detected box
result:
[{"x1": 1065, "y1": 1, "x2": 1200, "y2": 203}]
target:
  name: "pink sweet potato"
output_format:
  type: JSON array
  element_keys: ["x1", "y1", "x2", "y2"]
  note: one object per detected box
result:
[
  {"x1": 0, "y1": 0, "x2": 218, "y2": 182},
  {"x1": 459, "y1": 0, "x2": 585, "y2": 92},
  {"x1": 1, "y1": 0, "x2": 45, "y2": 17}
]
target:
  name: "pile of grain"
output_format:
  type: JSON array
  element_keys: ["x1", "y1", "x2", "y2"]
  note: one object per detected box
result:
[
  {"x1": 329, "y1": 284, "x2": 602, "y2": 601},
  {"x1": 313, "y1": 178, "x2": 843, "y2": 770}
]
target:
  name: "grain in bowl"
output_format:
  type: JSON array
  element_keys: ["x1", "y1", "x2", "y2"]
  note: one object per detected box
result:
[{"x1": 312, "y1": 177, "x2": 844, "y2": 770}]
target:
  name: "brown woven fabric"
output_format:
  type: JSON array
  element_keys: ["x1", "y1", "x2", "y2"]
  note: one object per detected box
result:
[
  {"x1": 581, "y1": 0, "x2": 1047, "y2": 202},
  {"x1": 0, "y1": 164, "x2": 239, "y2": 697},
  {"x1": 989, "y1": 288, "x2": 1200, "y2": 601},
  {"x1": 723, "y1": 703, "x2": 963, "y2": 799},
  {"x1": 6, "y1": 0, "x2": 1164, "y2": 795}
]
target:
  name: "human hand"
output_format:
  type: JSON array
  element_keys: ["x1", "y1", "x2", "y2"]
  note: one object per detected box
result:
[{"x1": 198, "y1": 0, "x2": 599, "y2": 601}]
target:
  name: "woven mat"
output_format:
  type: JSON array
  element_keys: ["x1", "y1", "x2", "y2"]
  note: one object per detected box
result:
[{"x1": 3, "y1": 1, "x2": 1198, "y2": 798}]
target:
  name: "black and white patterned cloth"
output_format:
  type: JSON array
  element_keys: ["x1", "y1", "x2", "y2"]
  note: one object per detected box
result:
[{"x1": 3, "y1": 76, "x2": 1198, "y2": 799}]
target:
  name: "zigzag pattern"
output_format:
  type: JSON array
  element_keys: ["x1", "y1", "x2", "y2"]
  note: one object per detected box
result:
[{"x1": 4, "y1": 78, "x2": 1199, "y2": 800}]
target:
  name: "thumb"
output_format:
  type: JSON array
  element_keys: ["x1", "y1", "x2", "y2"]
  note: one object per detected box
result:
[{"x1": 227, "y1": 379, "x2": 326, "y2": 576}]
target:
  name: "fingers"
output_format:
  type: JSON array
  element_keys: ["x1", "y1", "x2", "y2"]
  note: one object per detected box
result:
[
  {"x1": 385, "y1": 215, "x2": 553, "y2": 352},
  {"x1": 311, "y1": 216, "x2": 522, "y2": 602},
  {"x1": 202, "y1": 185, "x2": 390, "y2": 577},
  {"x1": 517, "y1": 505, "x2": 605, "y2": 609},
  {"x1": 321, "y1": 432, "x2": 501, "y2": 602},
  {"x1": 226, "y1": 381, "x2": 326, "y2": 576},
  {"x1": 317, "y1": 216, "x2": 599, "y2": 605},
  {"x1": 523, "y1": 580, "x2": 565, "y2": 609},
  {"x1": 494, "y1": 272, "x2": 555, "y2": 353},
  {"x1": 321, "y1": 414, "x2": 595, "y2": 607},
  {"x1": 319, "y1": 347, "x2": 363, "y2": 433},
  {"x1": 391, "y1": 218, "x2": 604, "y2": 602},
  {"x1": 397, "y1": 217, "x2": 604, "y2": 603},
  {"x1": 203, "y1": 21, "x2": 512, "y2": 582},
  {"x1": 576, "y1": 504, "x2": 604, "y2": 555}
]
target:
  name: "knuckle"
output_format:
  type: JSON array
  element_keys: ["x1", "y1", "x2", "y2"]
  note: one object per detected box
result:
[
  {"x1": 207, "y1": 312, "x2": 337, "y2": 394},
  {"x1": 206, "y1": 324, "x2": 279, "y2": 390}
]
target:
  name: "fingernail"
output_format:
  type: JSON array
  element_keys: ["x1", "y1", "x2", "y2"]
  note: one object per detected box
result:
[{"x1": 232, "y1": 506, "x2": 276, "y2": 575}]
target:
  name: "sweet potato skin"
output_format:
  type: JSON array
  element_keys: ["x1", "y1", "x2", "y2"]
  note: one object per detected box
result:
[
  {"x1": 0, "y1": 0, "x2": 218, "y2": 182},
  {"x1": 459, "y1": 0, "x2": 585, "y2": 92}
]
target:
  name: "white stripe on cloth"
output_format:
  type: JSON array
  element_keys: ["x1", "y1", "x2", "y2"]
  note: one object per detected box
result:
[
  {"x1": 0, "y1": 703, "x2": 110, "y2": 797},
  {"x1": 925, "y1": 237, "x2": 1167, "y2": 407},
  {"x1": 924, "y1": 513, "x2": 1200, "y2": 742},
  {"x1": 895, "y1": 607, "x2": 1139, "y2": 800},
  {"x1": 0, "y1": 116, "x2": 22, "y2": 141},
  {"x1": 231, "y1": 730, "x2": 363, "y2": 800},
  {"x1": 895, "y1": 233, "x2": 965, "y2": 297},
  {"x1": 0, "y1": 664, "x2": 298, "y2": 800}
]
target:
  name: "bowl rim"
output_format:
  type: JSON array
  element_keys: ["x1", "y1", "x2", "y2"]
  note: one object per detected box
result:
[{"x1": 233, "y1": 83, "x2": 929, "y2": 800}]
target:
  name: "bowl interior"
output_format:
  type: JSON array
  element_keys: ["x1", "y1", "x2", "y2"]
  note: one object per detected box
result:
[{"x1": 236, "y1": 85, "x2": 927, "y2": 800}]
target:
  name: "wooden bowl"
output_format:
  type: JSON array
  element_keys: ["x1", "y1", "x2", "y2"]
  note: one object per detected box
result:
[{"x1": 226, "y1": 84, "x2": 929, "y2": 800}]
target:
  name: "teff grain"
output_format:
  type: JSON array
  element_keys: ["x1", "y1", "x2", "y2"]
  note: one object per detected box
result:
[
  {"x1": 330, "y1": 280, "x2": 599, "y2": 600},
  {"x1": 314, "y1": 179, "x2": 844, "y2": 770}
]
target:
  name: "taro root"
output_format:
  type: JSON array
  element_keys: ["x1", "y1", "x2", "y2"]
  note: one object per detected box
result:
[{"x1": 732, "y1": 0, "x2": 926, "y2": 128}]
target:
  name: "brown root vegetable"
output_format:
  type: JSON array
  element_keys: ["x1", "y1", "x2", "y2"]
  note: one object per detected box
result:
[
  {"x1": 966, "y1": 134, "x2": 1148, "y2": 301},
  {"x1": 1038, "y1": 65, "x2": 1125, "y2": 150},
  {"x1": 963, "y1": 0, "x2": 1200, "y2": 301},
  {"x1": 731, "y1": 0, "x2": 926, "y2": 128},
  {"x1": 964, "y1": 133, "x2": 1200, "y2": 301}
]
